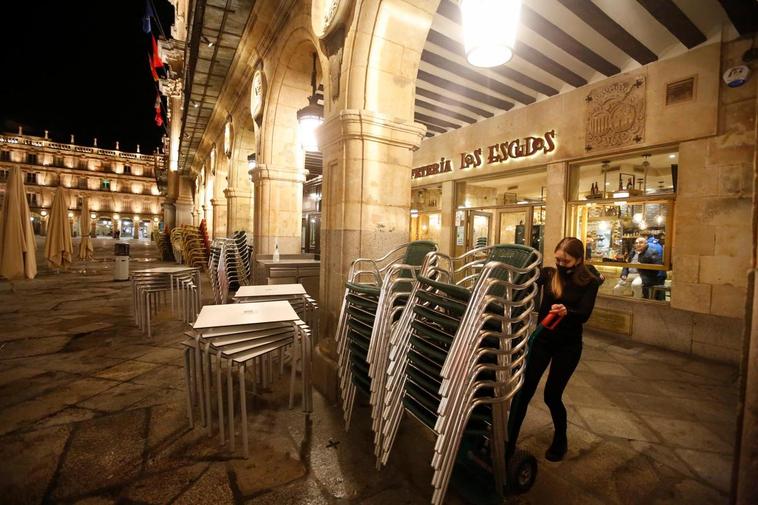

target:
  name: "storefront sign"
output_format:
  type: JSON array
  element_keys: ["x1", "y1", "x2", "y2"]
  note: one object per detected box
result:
[{"x1": 411, "y1": 130, "x2": 556, "y2": 179}]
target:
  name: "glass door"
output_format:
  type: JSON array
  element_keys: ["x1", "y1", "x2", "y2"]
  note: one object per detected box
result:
[
  {"x1": 467, "y1": 211, "x2": 493, "y2": 249},
  {"x1": 497, "y1": 209, "x2": 528, "y2": 245}
]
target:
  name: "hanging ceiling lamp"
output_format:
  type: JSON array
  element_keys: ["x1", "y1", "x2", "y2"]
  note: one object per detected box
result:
[
  {"x1": 296, "y1": 53, "x2": 324, "y2": 153},
  {"x1": 460, "y1": 0, "x2": 521, "y2": 68}
]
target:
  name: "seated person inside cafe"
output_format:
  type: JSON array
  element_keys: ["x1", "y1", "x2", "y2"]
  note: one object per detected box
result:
[{"x1": 615, "y1": 236, "x2": 666, "y2": 300}]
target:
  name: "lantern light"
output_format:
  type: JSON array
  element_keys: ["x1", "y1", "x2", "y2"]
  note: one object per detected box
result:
[
  {"x1": 460, "y1": 0, "x2": 521, "y2": 68},
  {"x1": 296, "y1": 53, "x2": 323, "y2": 152},
  {"x1": 90, "y1": 212, "x2": 96, "y2": 219},
  {"x1": 247, "y1": 153, "x2": 257, "y2": 171}
]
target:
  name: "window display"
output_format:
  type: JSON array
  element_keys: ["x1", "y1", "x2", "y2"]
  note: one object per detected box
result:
[{"x1": 568, "y1": 149, "x2": 676, "y2": 302}]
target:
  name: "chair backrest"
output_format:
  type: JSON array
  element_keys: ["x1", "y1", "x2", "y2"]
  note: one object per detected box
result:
[{"x1": 399, "y1": 240, "x2": 437, "y2": 278}]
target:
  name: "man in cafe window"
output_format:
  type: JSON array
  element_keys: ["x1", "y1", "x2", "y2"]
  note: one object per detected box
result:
[{"x1": 617, "y1": 236, "x2": 666, "y2": 299}]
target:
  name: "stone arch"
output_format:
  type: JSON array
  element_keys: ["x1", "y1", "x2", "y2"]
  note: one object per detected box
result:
[{"x1": 252, "y1": 18, "x2": 327, "y2": 255}]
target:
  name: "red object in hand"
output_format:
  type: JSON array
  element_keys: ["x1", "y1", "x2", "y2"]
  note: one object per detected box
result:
[{"x1": 542, "y1": 310, "x2": 564, "y2": 331}]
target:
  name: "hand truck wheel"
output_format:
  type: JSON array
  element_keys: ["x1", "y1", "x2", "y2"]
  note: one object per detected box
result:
[{"x1": 508, "y1": 449, "x2": 537, "y2": 494}]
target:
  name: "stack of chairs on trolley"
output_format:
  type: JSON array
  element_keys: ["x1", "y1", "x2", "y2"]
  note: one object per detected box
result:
[
  {"x1": 170, "y1": 225, "x2": 210, "y2": 269},
  {"x1": 336, "y1": 241, "x2": 542, "y2": 504}
]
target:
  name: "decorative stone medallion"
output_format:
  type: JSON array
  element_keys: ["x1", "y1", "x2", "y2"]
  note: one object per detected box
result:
[
  {"x1": 250, "y1": 69, "x2": 265, "y2": 120},
  {"x1": 210, "y1": 144, "x2": 217, "y2": 175},
  {"x1": 585, "y1": 75, "x2": 646, "y2": 151},
  {"x1": 312, "y1": 0, "x2": 349, "y2": 39}
]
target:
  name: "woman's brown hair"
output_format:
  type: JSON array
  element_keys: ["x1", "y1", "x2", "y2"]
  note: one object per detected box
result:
[{"x1": 550, "y1": 237, "x2": 598, "y2": 299}]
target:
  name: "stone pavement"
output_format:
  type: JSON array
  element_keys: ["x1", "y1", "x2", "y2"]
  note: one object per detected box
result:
[{"x1": 0, "y1": 239, "x2": 739, "y2": 504}]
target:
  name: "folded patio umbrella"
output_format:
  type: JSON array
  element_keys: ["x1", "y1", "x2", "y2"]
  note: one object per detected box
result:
[
  {"x1": 44, "y1": 187, "x2": 73, "y2": 270},
  {"x1": 0, "y1": 166, "x2": 37, "y2": 280},
  {"x1": 78, "y1": 197, "x2": 94, "y2": 261}
]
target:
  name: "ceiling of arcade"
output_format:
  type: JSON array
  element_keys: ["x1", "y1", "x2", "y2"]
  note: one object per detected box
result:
[
  {"x1": 177, "y1": 0, "x2": 753, "y2": 174},
  {"x1": 413, "y1": 0, "x2": 744, "y2": 138}
]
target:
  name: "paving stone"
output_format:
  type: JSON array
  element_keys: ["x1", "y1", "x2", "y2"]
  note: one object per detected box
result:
[
  {"x1": 0, "y1": 398, "x2": 69, "y2": 436},
  {"x1": 77, "y1": 382, "x2": 157, "y2": 413},
  {"x1": 31, "y1": 406, "x2": 101, "y2": 430},
  {"x1": 95, "y1": 360, "x2": 160, "y2": 382},
  {"x1": 172, "y1": 464, "x2": 234, "y2": 505},
  {"x1": 579, "y1": 359, "x2": 633, "y2": 377},
  {"x1": 642, "y1": 416, "x2": 733, "y2": 453},
  {"x1": 648, "y1": 478, "x2": 727, "y2": 505},
  {"x1": 0, "y1": 425, "x2": 70, "y2": 505},
  {"x1": 243, "y1": 478, "x2": 329, "y2": 505},
  {"x1": 131, "y1": 363, "x2": 186, "y2": 389},
  {"x1": 0, "y1": 370, "x2": 78, "y2": 409},
  {"x1": 133, "y1": 346, "x2": 184, "y2": 365},
  {"x1": 357, "y1": 485, "x2": 429, "y2": 504},
  {"x1": 51, "y1": 409, "x2": 147, "y2": 500},
  {"x1": 121, "y1": 462, "x2": 209, "y2": 504},
  {"x1": 0, "y1": 365, "x2": 47, "y2": 387},
  {"x1": 674, "y1": 448, "x2": 732, "y2": 493},
  {"x1": 575, "y1": 406, "x2": 660, "y2": 443}
]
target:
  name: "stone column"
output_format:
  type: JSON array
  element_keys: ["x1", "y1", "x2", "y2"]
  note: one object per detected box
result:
[
  {"x1": 211, "y1": 198, "x2": 227, "y2": 238},
  {"x1": 317, "y1": 109, "x2": 425, "y2": 341},
  {"x1": 163, "y1": 201, "x2": 176, "y2": 230},
  {"x1": 225, "y1": 187, "x2": 254, "y2": 234},
  {"x1": 544, "y1": 161, "x2": 568, "y2": 267},
  {"x1": 174, "y1": 176, "x2": 194, "y2": 227},
  {"x1": 439, "y1": 180, "x2": 455, "y2": 255},
  {"x1": 250, "y1": 164, "x2": 305, "y2": 255}
]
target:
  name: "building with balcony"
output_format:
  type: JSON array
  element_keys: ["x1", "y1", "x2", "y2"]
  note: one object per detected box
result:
[{"x1": 0, "y1": 129, "x2": 164, "y2": 238}]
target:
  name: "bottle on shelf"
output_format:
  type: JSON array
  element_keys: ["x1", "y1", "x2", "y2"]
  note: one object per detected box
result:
[
  {"x1": 626, "y1": 177, "x2": 633, "y2": 190},
  {"x1": 273, "y1": 239, "x2": 280, "y2": 262}
]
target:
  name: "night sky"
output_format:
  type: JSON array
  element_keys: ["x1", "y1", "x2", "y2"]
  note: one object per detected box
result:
[{"x1": 0, "y1": 0, "x2": 175, "y2": 154}]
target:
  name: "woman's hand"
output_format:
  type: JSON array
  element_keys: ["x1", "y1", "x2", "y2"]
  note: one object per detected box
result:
[{"x1": 551, "y1": 304, "x2": 568, "y2": 317}]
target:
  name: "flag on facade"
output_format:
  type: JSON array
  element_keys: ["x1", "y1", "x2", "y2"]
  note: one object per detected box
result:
[
  {"x1": 142, "y1": 0, "x2": 155, "y2": 34},
  {"x1": 151, "y1": 35, "x2": 164, "y2": 69},
  {"x1": 148, "y1": 56, "x2": 159, "y2": 81},
  {"x1": 154, "y1": 93, "x2": 163, "y2": 127}
]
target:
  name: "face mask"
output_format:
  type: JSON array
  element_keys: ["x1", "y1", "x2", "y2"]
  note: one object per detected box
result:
[{"x1": 557, "y1": 265, "x2": 574, "y2": 276}]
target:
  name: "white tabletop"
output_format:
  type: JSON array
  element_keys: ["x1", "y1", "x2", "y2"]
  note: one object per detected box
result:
[
  {"x1": 193, "y1": 300, "x2": 299, "y2": 329},
  {"x1": 134, "y1": 266, "x2": 198, "y2": 274},
  {"x1": 234, "y1": 284, "x2": 306, "y2": 298}
]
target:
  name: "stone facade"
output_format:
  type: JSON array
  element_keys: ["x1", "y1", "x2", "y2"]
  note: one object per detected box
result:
[
  {"x1": 0, "y1": 131, "x2": 163, "y2": 238},
  {"x1": 410, "y1": 41, "x2": 754, "y2": 364}
]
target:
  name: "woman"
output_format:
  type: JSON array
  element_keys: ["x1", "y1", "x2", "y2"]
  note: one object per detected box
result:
[{"x1": 507, "y1": 237, "x2": 602, "y2": 462}]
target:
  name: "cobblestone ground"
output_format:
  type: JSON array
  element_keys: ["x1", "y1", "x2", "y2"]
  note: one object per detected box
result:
[{"x1": 0, "y1": 238, "x2": 739, "y2": 504}]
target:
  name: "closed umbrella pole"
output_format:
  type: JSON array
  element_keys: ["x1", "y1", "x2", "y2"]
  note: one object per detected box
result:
[
  {"x1": 0, "y1": 166, "x2": 37, "y2": 283},
  {"x1": 78, "y1": 197, "x2": 93, "y2": 261},
  {"x1": 44, "y1": 187, "x2": 73, "y2": 271}
]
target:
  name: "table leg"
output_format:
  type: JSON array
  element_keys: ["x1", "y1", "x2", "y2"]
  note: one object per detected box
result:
[{"x1": 239, "y1": 363, "x2": 249, "y2": 459}]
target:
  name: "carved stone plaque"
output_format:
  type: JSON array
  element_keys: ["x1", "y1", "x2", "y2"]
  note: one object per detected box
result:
[
  {"x1": 250, "y1": 69, "x2": 265, "y2": 120},
  {"x1": 312, "y1": 0, "x2": 349, "y2": 39},
  {"x1": 585, "y1": 76, "x2": 646, "y2": 151}
]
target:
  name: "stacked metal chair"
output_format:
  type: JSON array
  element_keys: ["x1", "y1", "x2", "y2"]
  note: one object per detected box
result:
[
  {"x1": 171, "y1": 225, "x2": 209, "y2": 268},
  {"x1": 130, "y1": 270, "x2": 172, "y2": 339},
  {"x1": 335, "y1": 241, "x2": 437, "y2": 448},
  {"x1": 379, "y1": 244, "x2": 542, "y2": 504},
  {"x1": 231, "y1": 230, "x2": 253, "y2": 284},
  {"x1": 209, "y1": 237, "x2": 254, "y2": 304}
]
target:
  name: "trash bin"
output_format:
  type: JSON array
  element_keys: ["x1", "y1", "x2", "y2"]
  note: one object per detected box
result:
[
  {"x1": 114, "y1": 242, "x2": 130, "y2": 256},
  {"x1": 113, "y1": 242, "x2": 130, "y2": 281}
]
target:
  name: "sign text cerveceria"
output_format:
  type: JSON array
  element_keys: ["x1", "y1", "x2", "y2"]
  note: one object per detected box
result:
[{"x1": 411, "y1": 130, "x2": 557, "y2": 179}]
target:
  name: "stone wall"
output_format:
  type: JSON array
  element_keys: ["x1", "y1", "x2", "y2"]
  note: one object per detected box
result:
[{"x1": 669, "y1": 39, "x2": 756, "y2": 362}]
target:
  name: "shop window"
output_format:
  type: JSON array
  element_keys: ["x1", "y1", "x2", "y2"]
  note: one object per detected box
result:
[
  {"x1": 410, "y1": 185, "x2": 442, "y2": 245},
  {"x1": 101, "y1": 179, "x2": 111, "y2": 191},
  {"x1": 568, "y1": 149, "x2": 676, "y2": 302},
  {"x1": 453, "y1": 169, "x2": 547, "y2": 255}
]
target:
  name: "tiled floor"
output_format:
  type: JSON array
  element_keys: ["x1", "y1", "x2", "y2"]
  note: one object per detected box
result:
[{"x1": 0, "y1": 239, "x2": 740, "y2": 504}]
